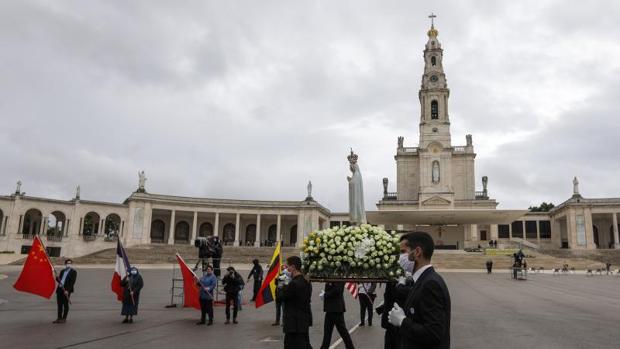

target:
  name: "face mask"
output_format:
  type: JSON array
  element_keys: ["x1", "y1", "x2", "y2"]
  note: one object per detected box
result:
[
  {"x1": 65, "y1": 264, "x2": 72, "y2": 269},
  {"x1": 130, "y1": 270, "x2": 138, "y2": 275},
  {"x1": 206, "y1": 270, "x2": 213, "y2": 275},
  {"x1": 399, "y1": 253, "x2": 415, "y2": 274}
]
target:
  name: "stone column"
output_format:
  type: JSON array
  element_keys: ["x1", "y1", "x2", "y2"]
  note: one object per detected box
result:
[
  {"x1": 536, "y1": 220, "x2": 541, "y2": 245},
  {"x1": 470, "y1": 224, "x2": 478, "y2": 242},
  {"x1": 276, "y1": 214, "x2": 282, "y2": 242},
  {"x1": 296, "y1": 213, "x2": 304, "y2": 248},
  {"x1": 214, "y1": 212, "x2": 220, "y2": 239},
  {"x1": 568, "y1": 209, "x2": 577, "y2": 248},
  {"x1": 168, "y1": 210, "x2": 176, "y2": 245},
  {"x1": 613, "y1": 213, "x2": 620, "y2": 249},
  {"x1": 490, "y1": 224, "x2": 498, "y2": 241},
  {"x1": 521, "y1": 221, "x2": 526, "y2": 240},
  {"x1": 0, "y1": 216, "x2": 4, "y2": 236},
  {"x1": 41, "y1": 216, "x2": 48, "y2": 235},
  {"x1": 254, "y1": 214, "x2": 261, "y2": 247},
  {"x1": 234, "y1": 213, "x2": 240, "y2": 246},
  {"x1": 508, "y1": 222, "x2": 513, "y2": 239},
  {"x1": 191, "y1": 211, "x2": 198, "y2": 244},
  {"x1": 584, "y1": 209, "x2": 595, "y2": 249}
]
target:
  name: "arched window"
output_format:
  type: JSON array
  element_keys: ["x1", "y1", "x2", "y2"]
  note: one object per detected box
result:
[
  {"x1": 267, "y1": 224, "x2": 277, "y2": 243},
  {"x1": 431, "y1": 56, "x2": 436, "y2": 66},
  {"x1": 245, "y1": 224, "x2": 257, "y2": 244},
  {"x1": 199, "y1": 222, "x2": 213, "y2": 237},
  {"x1": 150, "y1": 219, "x2": 165, "y2": 243},
  {"x1": 22, "y1": 209, "x2": 43, "y2": 236},
  {"x1": 223, "y1": 223, "x2": 235, "y2": 243},
  {"x1": 289, "y1": 225, "x2": 298, "y2": 246},
  {"x1": 432, "y1": 160, "x2": 440, "y2": 184},
  {"x1": 431, "y1": 100, "x2": 439, "y2": 119},
  {"x1": 174, "y1": 221, "x2": 190, "y2": 243},
  {"x1": 82, "y1": 212, "x2": 100, "y2": 236},
  {"x1": 104, "y1": 214, "x2": 121, "y2": 238}
]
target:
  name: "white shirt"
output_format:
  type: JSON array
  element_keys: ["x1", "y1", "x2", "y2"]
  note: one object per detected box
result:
[
  {"x1": 357, "y1": 283, "x2": 372, "y2": 294},
  {"x1": 412, "y1": 264, "x2": 433, "y2": 283}
]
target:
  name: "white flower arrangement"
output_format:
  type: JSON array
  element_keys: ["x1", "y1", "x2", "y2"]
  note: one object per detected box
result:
[{"x1": 302, "y1": 224, "x2": 402, "y2": 280}]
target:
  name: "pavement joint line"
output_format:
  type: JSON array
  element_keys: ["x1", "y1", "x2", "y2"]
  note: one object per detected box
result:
[
  {"x1": 53, "y1": 319, "x2": 183, "y2": 349},
  {"x1": 329, "y1": 323, "x2": 360, "y2": 349}
]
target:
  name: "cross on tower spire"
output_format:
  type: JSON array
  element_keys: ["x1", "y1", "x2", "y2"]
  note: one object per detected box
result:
[{"x1": 428, "y1": 12, "x2": 437, "y2": 27}]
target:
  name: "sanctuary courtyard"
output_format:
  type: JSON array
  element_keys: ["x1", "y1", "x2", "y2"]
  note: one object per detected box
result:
[{"x1": 1, "y1": 23, "x2": 619, "y2": 260}]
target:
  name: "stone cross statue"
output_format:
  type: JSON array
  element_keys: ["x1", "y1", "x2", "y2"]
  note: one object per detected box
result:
[
  {"x1": 573, "y1": 176, "x2": 580, "y2": 196},
  {"x1": 347, "y1": 149, "x2": 367, "y2": 225},
  {"x1": 138, "y1": 171, "x2": 147, "y2": 192},
  {"x1": 466, "y1": 134, "x2": 472, "y2": 146},
  {"x1": 397, "y1": 136, "x2": 404, "y2": 149},
  {"x1": 75, "y1": 185, "x2": 81, "y2": 200},
  {"x1": 15, "y1": 180, "x2": 22, "y2": 194},
  {"x1": 307, "y1": 180, "x2": 313, "y2": 199},
  {"x1": 482, "y1": 176, "x2": 488, "y2": 192}
]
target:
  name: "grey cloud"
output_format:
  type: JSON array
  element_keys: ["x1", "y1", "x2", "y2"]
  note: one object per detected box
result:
[{"x1": 1, "y1": 0, "x2": 619, "y2": 213}]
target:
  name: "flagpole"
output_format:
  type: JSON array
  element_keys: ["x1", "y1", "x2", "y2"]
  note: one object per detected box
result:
[
  {"x1": 120, "y1": 241, "x2": 135, "y2": 306},
  {"x1": 38, "y1": 236, "x2": 72, "y2": 305}
]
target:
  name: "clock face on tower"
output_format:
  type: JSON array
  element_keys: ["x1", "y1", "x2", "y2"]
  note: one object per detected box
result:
[{"x1": 430, "y1": 75, "x2": 438, "y2": 82}]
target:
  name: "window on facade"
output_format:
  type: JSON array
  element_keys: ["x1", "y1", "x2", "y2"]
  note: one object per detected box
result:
[
  {"x1": 431, "y1": 56, "x2": 436, "y2": 66},
  {"x1": 498, "y1": 224, "x2": 510, "y2": 239},
  {"x1": 525, "y1": 221, "x2": 537, "y2": 239},
  {"x1": 511, "y1": 221, "x2": 524, "y2": 238},
  {"x1": 431, "y1": 100, "x2": 439, "y2": 119},
  {"x1": 539, "y1": 220, "x2": 551, "y2": 239}
]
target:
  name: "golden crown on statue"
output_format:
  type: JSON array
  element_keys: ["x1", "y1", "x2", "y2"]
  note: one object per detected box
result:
[{"x1": 347, "y1": 149, "x2": 358, "y2": 165}]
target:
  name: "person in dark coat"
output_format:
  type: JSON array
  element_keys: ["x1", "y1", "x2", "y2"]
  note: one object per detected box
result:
[
  {"x1": 247, "y1": 259, "x2": 263, "y2": 302},
  {"x1": 388, "y1": 232, "x2": 451, "y2": 349},
  {"x1": 277, "y1": 256, "x2": 313, "y2": 349},
  {"x1": 486, "y1": 259, "x2": 493, "y2": 274},
  {"x1": 222, "y1": 266, "x2": 244, "y2": 324},
  {"x1": 273, "y1": 264, "x2": 290, "y2": 326},
  {"x1": 378, "y1": 245, "x2": 415, "y2": 348},
  {"x1": 53, "y1": 259, "x2": 77, "y2": 324},
  {"x1": 121, "y1": 266, "x2": 144, "y2": 323},
  {"x1": 320, "y1": 282, "x2": 354, "y2": 349},
  {"x1": 357, "y1": 282, "x2": 376, "y2": 326}
]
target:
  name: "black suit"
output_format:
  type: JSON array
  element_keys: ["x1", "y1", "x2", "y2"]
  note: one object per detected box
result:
[
  {"x1": 381, "y1": 281, "x2": 413, "y2": 348},
  {"x1": 277, "y1": 274, "x2": 313, "y2": 349},
  {"x1": 56, "y1": 267, "x2": 77, "y2": 320},
  {"x1": 398, "y1": 267, "x2": 451, "y2": 349},
  {"x1": 320, "y1": 282, "x2": 354, "y2": 349}
]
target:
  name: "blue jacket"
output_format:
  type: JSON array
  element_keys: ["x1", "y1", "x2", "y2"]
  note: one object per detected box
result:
[{"x1": 198, "y1": 274, "x2": 217, "y2": 300}]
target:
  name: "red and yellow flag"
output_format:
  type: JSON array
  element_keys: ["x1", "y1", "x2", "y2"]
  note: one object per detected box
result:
[
  {"x1": 13, "y1": 236, "x2": 56, "y2": 299},
  {"x1": 255, "y1": 241, "x2": 281, "y2": 308}
]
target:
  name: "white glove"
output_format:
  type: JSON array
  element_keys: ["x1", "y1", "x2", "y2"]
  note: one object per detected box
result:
[
  {"x1": 388, "y1": 303, "x2": 406, "y2": 327},
  {"x1": 319, "y1": 290, "x2": 325, "y2": 301},
  {"x1": 397, "y1": 276, "x2": 406, "y2": 286}
]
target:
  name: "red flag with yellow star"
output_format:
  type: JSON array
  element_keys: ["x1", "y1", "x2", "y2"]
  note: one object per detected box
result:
[{"x1": 13, "y1": 236, "x2": 56, "y2": 299}]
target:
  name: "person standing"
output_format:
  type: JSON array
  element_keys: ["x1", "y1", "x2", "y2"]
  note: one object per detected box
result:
[
  {"x1": 278, "y1": 256, "x2": 312, "y2": 349},
  {"x1": 388, "y1": 232, "x2": 451, "y2": 349},
  {"x1": 486, "y1": 260, "x2": 493, "y2": 274},
  {"x1": 196, "y1": 265, "x2": 217, "y2": 325},
  {"x1": 247, "y1": 259, "x2": 263, "y2": 302},
  {"x1": 379, "y1": 243, "x2": 415, "y2": 348},
  {"x1": 222, "y1": 266, "x2": 244, "y2": 324},
  {"x1": 53, "y1": 259, "x2": 77, "y2": 324},
  {"x1": 121, "y1": 267, "x2": 144, "y2": 323},
  {"x1": 319, "y1": 282, "x2": 354, "y2": 349},
  {"x1": 273, "y1": 264, "x2": 290, "y2": 326},
  {"x1": 357, "y1": 282, "x2": 376, "y2": 326}
]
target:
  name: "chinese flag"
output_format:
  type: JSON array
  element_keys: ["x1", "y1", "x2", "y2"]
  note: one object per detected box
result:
[
  {"x1": 13, "y1": 236, "x2": 56, "y2": 299},
  {"x1": 175, "y1": 254, "x2": 201, "y2": 310}
]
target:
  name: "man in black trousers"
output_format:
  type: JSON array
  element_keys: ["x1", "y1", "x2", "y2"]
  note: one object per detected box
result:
[
  {"x1": 247, "y1": 258, "x2": 263, "y2": 302},
  {"x1": 278, "y1": 256, "x2": 313, "y2": 349},
  {"x1": 53, "y1": 259, "x2": 77, "y2": 324},
  {"x1": 320, "y1": 282, "x2": 354, "y2": 349},
  {"x1": 388, "y1": 232, "x2": 451, "y2": 349}
]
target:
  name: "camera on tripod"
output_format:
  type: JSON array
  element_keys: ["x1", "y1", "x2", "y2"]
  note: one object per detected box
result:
[
  {"x1": 193, "y1": 236, "x2": 223, "y2": 277},
  {"x1": 195, "y1": 237, "x2": 212, "y2": 258}
]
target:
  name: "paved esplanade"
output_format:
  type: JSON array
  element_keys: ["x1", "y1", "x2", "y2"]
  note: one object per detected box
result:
[{"x1": 1, "y1": 268, "x2": 619, "y2": 349}]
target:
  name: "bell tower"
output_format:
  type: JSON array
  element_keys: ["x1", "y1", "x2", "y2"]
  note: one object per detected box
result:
[{"x1": 418, "y1": 13, "x2": 451, "y2": 149}]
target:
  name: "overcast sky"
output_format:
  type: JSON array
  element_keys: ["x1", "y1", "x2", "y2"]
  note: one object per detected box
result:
[{"x1": 1, "y1": 0, "x2": 619, "y2": 212}]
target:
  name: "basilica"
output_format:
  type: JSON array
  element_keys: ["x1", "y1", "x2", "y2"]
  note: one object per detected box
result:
[{"x1": 1, "y1": 23, "x2": 619, "y2": 259}]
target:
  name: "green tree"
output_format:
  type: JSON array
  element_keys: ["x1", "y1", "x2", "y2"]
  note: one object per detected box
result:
[{"x1": 528, "y1": 202, "x2": 555, "y2": 212}]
